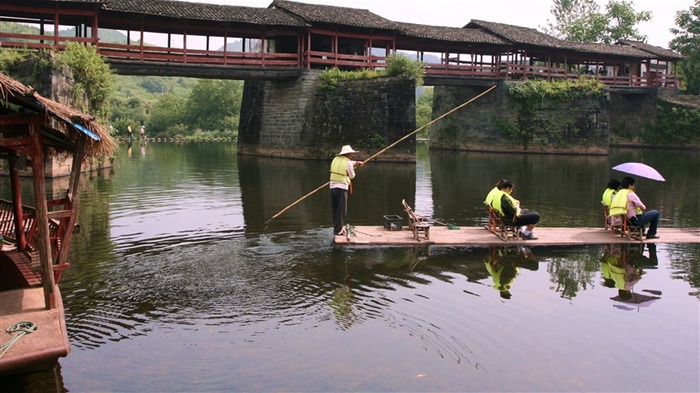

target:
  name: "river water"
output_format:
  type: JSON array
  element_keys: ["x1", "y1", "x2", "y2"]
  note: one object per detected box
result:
[{"x1": 2, "y1": 142, "x2": 699, "y2": 392}]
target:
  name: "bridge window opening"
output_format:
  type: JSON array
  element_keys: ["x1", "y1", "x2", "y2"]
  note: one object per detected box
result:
[{"x1": 274, "y1": 35, "x2": 298, "y2": 54}]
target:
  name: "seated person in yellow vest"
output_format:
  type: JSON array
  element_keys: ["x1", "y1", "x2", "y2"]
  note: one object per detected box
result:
[
  {"x1": 609, "y1": 176, "x2": 660, "y2": 239},
  {"x1": 484, "y1": 178, "x2": 507, "y2": 206},
  {"x1": 601, "y1": 178, "x2": 620, "y2": 210},
  {"x1": 490, "y1": 180, "x2": 540, "y2": 240},
  {"x1": 330, "y1": 145, "x2": 364, "y2": 236}
]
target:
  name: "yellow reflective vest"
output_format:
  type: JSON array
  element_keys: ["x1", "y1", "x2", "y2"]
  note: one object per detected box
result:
[
  {"x1": 610, "y1": 189, "x2": 642, "y2": 217},
  {"x1": 329, "y1": 155, "x2": 350, "y2": 184},
  {"x1": 601, "y1": 188, "x2": 616, "y2": 209},
  {"x1": 491, "y1": 191, "x2": 520, "y2": 218}
]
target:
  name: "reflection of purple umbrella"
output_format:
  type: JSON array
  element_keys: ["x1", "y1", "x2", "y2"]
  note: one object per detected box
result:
[
  {"x1": 611, "y1": 292, "x2": 660, "y2": 311},
  {"x1": 612, "y1": 162, "x2": 665, "y2": 182}
]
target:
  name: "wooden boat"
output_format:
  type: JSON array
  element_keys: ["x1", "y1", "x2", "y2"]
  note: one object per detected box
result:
[{"x1": 0, "y1": 72, "x2": 116, "y2": 376}]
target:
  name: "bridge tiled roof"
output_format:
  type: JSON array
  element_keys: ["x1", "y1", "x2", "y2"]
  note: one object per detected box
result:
[
  {"x1": 568, "y1": 42, "x2": 661, "y2": 59},
  {"x1": 617, "y1": 40, "x2": 685, "y2": 60},
  {"x1": 395, "y1": 22, "x2": 510, "y2": 46},
  {"x1": 271, "y1": 0, "x2": 397, "y2": 30},
  {"x1": 103, "y1": 0, "x2": 308, "y2": 26},
  {"x1": 466, "y1": 20, "x2": 570, "y2": 49}
]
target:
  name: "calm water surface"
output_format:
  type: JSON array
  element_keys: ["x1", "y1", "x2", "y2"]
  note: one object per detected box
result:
[{"x1": 3, "y1": 142, "x2": 699, "y2": 392}]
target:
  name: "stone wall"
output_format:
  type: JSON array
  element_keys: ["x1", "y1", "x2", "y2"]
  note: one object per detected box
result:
[
  {"x1": 431, "y1": 81, "x2": 610, "y2": 154},
  {"x1": 238, "y1": 71, "x2": 416, "y2": 161}
]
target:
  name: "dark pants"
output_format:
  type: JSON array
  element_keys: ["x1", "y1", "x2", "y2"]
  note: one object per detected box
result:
[
  {"x1": 331, "y1": 188, "x2": 348, "y2": 234},
  {"x1": 514, "y1": 211, "x2": 540, "y2": 226},
  {"x1": 630, "y1": 210, "x2": 660, "y2": 237}
]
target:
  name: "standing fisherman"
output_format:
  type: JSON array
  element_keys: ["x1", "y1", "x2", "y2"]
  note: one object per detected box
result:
[{"x1": 330, "y1": 145, "x2": 364, "y2": 235}]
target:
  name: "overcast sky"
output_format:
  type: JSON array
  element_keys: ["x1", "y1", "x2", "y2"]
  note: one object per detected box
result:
[{"x1": 200, "y1": 0, "x2": 694, "y2": 48}]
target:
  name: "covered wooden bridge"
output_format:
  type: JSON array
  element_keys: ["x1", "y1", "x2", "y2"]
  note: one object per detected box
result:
[
  {"x1": 0, "y1": 0, "x2": 684, "y2": 86},
  {"x1": 0, "y1": 72, "x2": 116, "y2": 376}
]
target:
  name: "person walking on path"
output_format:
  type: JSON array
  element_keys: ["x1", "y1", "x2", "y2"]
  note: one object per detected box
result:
[{"x1": 330, "y1": 145, "x2": 364, "y2": 235}]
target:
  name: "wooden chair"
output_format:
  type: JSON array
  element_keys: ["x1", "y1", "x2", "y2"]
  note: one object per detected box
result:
[
  {"x1": 609, "y1": 214, "x2": 644, "y2": 241},
  {"x1": 484, "y1": 202, "x2": 499, "y2": 233},
  {"x1": 495, "y1": 211, "x2": 520, "y2": 242},
  {"x1": 401, "y1": 199, "x2": 431, "y2": 240},
  {"x1": 485, "y1": 203, "x2": 519, "y2": 242},
  {"x1": 602, "y1": 201, "x2": 612, "y2": 230}
]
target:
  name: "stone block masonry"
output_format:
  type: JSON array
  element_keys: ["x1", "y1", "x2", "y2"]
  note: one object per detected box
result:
[
  {"x1": 238, "y1": 70, "x2": 416, "y2": 162},
  {"x1": 430, "y1": 81, "x2": 610, "y2": 155}
]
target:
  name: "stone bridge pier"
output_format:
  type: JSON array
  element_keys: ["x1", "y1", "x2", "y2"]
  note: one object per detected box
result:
[{"x1": 237, "y1": 70, "x2": 417, "y2": 162}]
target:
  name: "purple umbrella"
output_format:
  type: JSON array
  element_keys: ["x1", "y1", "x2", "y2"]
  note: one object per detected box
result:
[{"x1": 612, "y1": 162, "x2": 665, "y2": 182}]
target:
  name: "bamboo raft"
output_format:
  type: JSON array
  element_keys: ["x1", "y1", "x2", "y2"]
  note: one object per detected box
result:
[{"x1": 333, "y1": 226, "x2": 700, "y2": 247}]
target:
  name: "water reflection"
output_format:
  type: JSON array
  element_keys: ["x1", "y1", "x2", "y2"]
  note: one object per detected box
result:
[
  {"x1": 601, "y1": 243, "x2": 662, "y2": 311},
  {"x1": 483, "y1": 246, "x2": 538, "y2": 299},
  {"x1": 1, "y1": 143, "x2": 698, "y2": 392}
]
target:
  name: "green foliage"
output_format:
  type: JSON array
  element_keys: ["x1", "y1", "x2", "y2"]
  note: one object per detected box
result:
[
  {"x1": 670, "y1": 0, "x2": 700, "y2": 94},
  {"x1": 384, "y1": 53, "x2": 425, "y2": 85},
  {"x1": 0, "y1": 48, "x2": 31, "y2": 70},
  {"x1": 415, "y1": 87, "x2": 434, "y2": 138},
  {"x1": 319, "y1": 53, "x2": 424, "y2": 89},
  {"x1": 319, "y1": 67, "x2": 383, "y2": 89},
  {"x1": 505, "y1": 79, "x2": 606, "y2": 146},
  {"x1": 544, "y1": 0, "x2": 651, "y2": 44},
  {"x1": 506, "y1": 78, "x2": 606, "y2": 103},
  {"x1": 184, "y1": 79, "x2": 242, "y2": 133},
  {"x1": 494, "y1": 119, "x2": 522, "y2": 140},
  {"x1": 55, "y1": 42, "x2": 115, "y2": 117},
  {"x1": 148, "y1": 94, "x2": 186, "y2": 136},
  {"x1": 644, "y1": 99, "x2": 700, "y2": 144}
]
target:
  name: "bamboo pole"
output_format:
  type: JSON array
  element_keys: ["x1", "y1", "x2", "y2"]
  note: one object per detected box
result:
[{"x1": 264, "y1": 84, "x2": 498, "y2": 227}]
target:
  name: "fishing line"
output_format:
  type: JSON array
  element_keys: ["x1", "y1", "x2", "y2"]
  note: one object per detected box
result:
[{"x1": 263, "y1": 84, "x2": 498, "y2": 230}]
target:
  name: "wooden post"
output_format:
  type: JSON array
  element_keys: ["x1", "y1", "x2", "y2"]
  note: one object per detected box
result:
[
  {"x1": 28, "y1": 118, "x2": 56, "y2": 310},
  {"x1": 55, "y1": 137, "x2": 85, "y2": 273},
  {"x1": 8, "y1": 154, "x2": 27, "y2": 251}
]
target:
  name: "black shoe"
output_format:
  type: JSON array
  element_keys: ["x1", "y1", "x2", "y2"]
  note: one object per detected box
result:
[{"x1": 646, "y1": 235, "x2": 659, "y2": 239}]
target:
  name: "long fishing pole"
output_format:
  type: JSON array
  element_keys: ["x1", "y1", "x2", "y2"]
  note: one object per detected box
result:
[{"x1": 264, "y1": 84, "x2": 498, "y2": 227}]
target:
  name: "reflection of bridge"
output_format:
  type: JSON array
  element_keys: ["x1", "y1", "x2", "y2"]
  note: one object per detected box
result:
[{"x1": 0, "y1": 0, "x2": 684, "y2": 86}]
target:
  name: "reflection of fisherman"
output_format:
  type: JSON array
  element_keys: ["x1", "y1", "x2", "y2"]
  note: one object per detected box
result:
[{"x1": 484, "y1": 247, "x2": 537, "y2": 299}]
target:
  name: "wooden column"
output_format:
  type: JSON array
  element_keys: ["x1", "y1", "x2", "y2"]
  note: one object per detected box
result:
[
  {"x1": 55, "y1": 137, "x2": 85, "y2": 275},
  {"x1": 28, "y1": 118, "x2": 56, "y2": 310},
  {"x1": 8, "y1": 154, "x2": 27, "y2": 251}
]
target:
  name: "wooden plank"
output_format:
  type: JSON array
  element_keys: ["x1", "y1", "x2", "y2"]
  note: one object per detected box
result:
[
  {"x1": 0, "y1": 286, "x2": 70, "y2": 376},
  {"x1": 334, "y1": 226, "x2": 700, "y2": 247}
]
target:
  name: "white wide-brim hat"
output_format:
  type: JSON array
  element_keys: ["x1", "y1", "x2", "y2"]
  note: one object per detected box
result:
[{"x1": 338, "y1": 145, "x2": 358, "y2": 155}]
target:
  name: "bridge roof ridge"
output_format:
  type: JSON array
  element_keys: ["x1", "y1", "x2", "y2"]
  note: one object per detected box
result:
[
  {"x1": 271, "y1": 0, "x2": 398, "y2": 31},
  {"x1": 103, "y1": 0, "x2": 308, "y2": 26},
  {"x1": 394, "y1": 21, "x2": 510, "y2": 46}
]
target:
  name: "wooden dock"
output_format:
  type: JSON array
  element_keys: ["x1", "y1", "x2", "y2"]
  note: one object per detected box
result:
[
  {"x1": 0, "y1": 286, "x2": 70, "y2": 376},
  {"x1": 334, "y1": 226, "x2": 700, "y2": 246}
]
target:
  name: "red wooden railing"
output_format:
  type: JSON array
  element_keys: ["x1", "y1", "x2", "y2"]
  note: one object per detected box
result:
[{"x1": 0, "y1": 32, "x2": 678, "y2": 87}]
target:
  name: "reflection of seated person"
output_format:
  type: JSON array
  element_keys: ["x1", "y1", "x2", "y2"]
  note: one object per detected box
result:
[
  {"x1": 605, "y1": 245, "x2": 644, "y2": 298},
  {"x1": 484, "y1": 247, "x2": 538, "y2": 299}
]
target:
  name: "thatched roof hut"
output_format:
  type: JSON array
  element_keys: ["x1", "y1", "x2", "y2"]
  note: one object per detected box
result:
[{"x1": 0, "y1": 71, "x2": 117, "y2": 159}]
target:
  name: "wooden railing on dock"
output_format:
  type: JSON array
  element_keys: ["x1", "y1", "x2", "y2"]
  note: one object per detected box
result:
[{"x1": 1, "y1": 199, "x2": 64, "y2": 280}]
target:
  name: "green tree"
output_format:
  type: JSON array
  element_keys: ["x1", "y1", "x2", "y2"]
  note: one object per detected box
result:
[
  {"x1": 544, "y1": 0, "x2": 651, "y2": 44},
  {"x1": 670, "y1": 0, "x2": 700, "y2": 94},
  {"x1": 56, "y1": 42, "x2": 115, "y2": 117},
  {"x1": 148, "y1": 93, "x2": 186, "y2": 136},
  {"x1": 184, "y1": 79, "x2": 243, "y2": 132}
]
